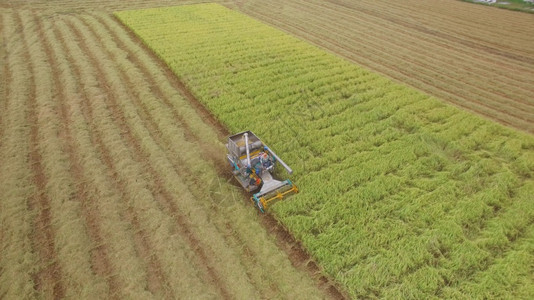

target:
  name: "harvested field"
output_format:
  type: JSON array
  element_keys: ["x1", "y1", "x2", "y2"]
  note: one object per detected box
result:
[{"x1": 1, "y1": 0, "x2": 533, "y2": 299}]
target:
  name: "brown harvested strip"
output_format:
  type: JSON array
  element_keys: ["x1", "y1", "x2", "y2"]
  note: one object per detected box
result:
[
  {"x1": 58, "y1": 15, "x2": 230, "y2": 298},
  {"x1": 52, "y1": 19, "x2": 167, "y2": 299},
  {"x1": 91, "y1": 15, "x2": 201, "y2": 143},
  {"x1": 0, "y1": 13, "x2": 8, "y2": 155},
  {"x1": 66, "y1": 17, "x2": 233, "y2": 299},
  {"x1": 92, "y1": 13, "x2": 230, "y2": 178},
  {"x1": 374, "y1": 2, "x2": 532, "y2": 63},
  {"x1": 366, "y1": 0, "x2": 534, "y2": 57},
  {"x1": 323, "y1": 0, "x2": 534, "y2": 60},
  {"x1": 15, "y1": 11, "x2": 65, "y2": 299},
  {"x1": 32, "y1": 13, "x2": 121, "y2": 298},
  {"x1": 70, "y1": 17, "x2": 179, "y2": 298}
]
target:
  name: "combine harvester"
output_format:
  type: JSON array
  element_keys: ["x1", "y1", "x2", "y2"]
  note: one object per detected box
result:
[{"x1": 226, "y1": 131, "x2": 298, "y2": 212}]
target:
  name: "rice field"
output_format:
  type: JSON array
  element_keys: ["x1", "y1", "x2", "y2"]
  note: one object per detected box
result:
[
  {"x1": 2, "y1": 0, "x2": 533, "y2": 298},
  {"x1": 116, "y1": 4, "x2": 534, "y2": 298},
  {"x1": 0, "y1": 6, "x2": 333, "y2": 299}
]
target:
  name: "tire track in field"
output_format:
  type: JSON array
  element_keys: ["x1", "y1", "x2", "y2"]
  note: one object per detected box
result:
[
  {"x1": 32, "y1": 13, "x2": 121, "y2": 297},
  {"x1": 111, "y1": 13, "x2": 348, "y2": 299},
  {"x1": 52, "y1": 20, "x2": 171, "y2": 299},
  {"x1": 15, "y1": 11, "x2": 65, "y2": 299},
  {"x1": 64, "y1": 17, "x2": 231, "y2": 299},
  {"x1": 237, "y1": 5, "x2": 533, "y2": 133}
]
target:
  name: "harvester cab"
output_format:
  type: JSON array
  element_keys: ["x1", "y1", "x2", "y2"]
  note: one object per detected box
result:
[{"x1": 226, "y1": 131, "x2": 298, "y2": 212}]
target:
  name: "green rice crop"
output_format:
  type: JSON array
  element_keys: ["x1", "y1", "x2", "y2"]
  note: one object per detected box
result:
[{"x1": 116, "y1": 4, "x2": 534, "y2": 298}]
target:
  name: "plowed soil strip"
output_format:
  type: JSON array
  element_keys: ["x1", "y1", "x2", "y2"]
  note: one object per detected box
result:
[
  {"x1": 16, "y1": 11, "x2": 65, "y2": 299},
  {"x1": 65, "y1": 17, "x2": 229, "y2": 299},
  {"x1": 33, "y1": 13, "x2": 121, "y2": 297}
]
